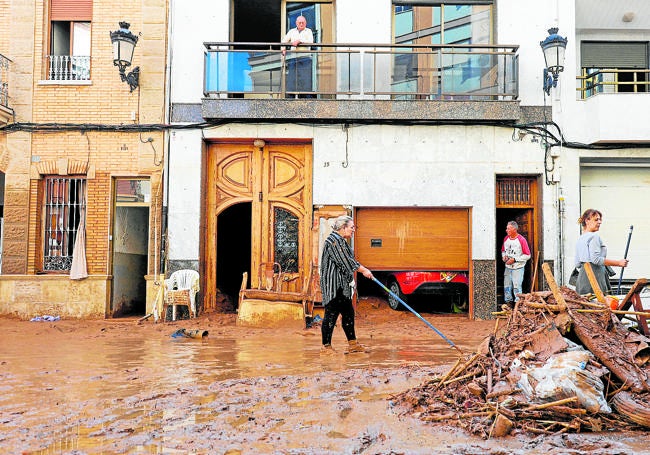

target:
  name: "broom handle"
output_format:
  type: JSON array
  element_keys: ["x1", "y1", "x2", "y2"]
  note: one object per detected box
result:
[
  {"x1": 617, "y1": 225, "x2": 633, "y2": 294},
  {"x1": 371, "y1": 276, "x2": 461, "y2": 352}
]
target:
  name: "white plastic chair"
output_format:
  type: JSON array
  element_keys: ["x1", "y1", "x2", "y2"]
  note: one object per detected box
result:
[{"x1": 164, "y1": 269, "x2": 200, "y2": 321}]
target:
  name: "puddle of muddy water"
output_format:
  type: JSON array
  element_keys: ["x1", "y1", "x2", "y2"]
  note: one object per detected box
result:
[
  {"x1": 2, "y1": 329, "x2": 482, "y2": 454},
  {"x1": 7, "y1": 326, "x2": 645, "y2": 455}
]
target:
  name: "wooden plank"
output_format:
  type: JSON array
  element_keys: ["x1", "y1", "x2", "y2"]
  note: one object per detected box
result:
[
  {"x1": 542, "y1": 263, "x2": 567, "y2": 310},
  {"x1": 617, "y1": 279, "x2": 649, "y2": 336},
  {"x1": 617, "y1": 278, "x2": 647, "y2": 311},
  {"x1": 582, "y1": 262, "x2": 605, "y2": 303},
  {"x1": 531, "y1": 251, "x2": 540, "y2": 292}
]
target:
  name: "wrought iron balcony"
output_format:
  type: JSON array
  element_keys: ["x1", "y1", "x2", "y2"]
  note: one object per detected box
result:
[
  {"x1": 1, "y1": 53, "x2": 10, "y2": 108},
  {"x1": 204, "y1": 42, "x2": 519, "y2": 100},
  {"x1": 0, "y1": 52, "x2": 11, "y2": 123}
]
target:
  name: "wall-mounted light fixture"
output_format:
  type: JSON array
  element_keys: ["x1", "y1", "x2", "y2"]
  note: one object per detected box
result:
[
  {"x1": 110, "y1": 22, "x2": 140, "y2": 92},
  {"x1": 253, "y1": 139, "x2": 266, "y2": 149},
  {"x1": 540, "y1": 27, "x2": 568, "y2": 95}
]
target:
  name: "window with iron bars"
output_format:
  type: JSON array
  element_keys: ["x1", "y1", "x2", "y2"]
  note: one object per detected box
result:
[{"x1": 43, "y1": 177, "x2": 86, "y2": 271}]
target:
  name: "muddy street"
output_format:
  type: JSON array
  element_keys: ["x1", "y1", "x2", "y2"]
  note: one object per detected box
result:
[{"x1": 1, "y1": 298, "x2": 648, "y2": 454}]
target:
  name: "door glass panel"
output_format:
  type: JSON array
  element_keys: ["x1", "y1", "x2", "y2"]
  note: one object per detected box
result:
[{"x1": 274, "y1": 207, "x2": 299, "y2": 273}]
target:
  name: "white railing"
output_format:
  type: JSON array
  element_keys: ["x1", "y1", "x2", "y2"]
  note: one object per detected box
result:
[{"x1": 46, "y1": 55, "x2": 91, "y2": 81}]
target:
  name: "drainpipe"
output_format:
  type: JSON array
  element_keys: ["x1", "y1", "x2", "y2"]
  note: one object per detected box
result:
[
  {"x1": 557, "y1": 187, "x2": 565, "y2": 285},
  {"x1": 160, "y1": 0, "x2": 174, "y2": 275}
]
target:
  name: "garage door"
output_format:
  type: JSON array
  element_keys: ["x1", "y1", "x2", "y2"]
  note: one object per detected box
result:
[
  {"x1": 581, "y1": 166, "x2": 650, "y2": 281},
  {"x1": 355, "y1": 207, "x2": 470, "y2": 270}
]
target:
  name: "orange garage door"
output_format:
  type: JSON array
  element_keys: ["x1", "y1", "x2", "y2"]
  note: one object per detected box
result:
[{"x1": 355, "y1": 207, "x2": 470, "y2": 271}]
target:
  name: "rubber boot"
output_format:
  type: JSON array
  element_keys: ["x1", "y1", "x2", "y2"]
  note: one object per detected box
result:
[
  {"x1": 347, "y1": 339, "x2": 367, "y2": 354},
  {"x1": 320, "y1": 344, "x2": 336, "y2": 355}
]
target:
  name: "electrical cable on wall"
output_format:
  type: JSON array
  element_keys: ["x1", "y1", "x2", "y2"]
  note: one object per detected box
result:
[{"x1": 3, "y1": 119, "x2": 646, "y2": 151}]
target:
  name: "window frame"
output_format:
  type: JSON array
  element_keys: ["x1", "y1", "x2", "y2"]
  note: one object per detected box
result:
[
  {"x1": 46, "y1": 0, "x2": 92, "y2": 81},
  {"x1": 42, "y1": 176, "x2": 87, "y2": 273}
]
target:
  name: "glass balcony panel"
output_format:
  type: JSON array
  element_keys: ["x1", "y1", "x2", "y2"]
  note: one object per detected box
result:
[{"x1": 204, "y1": 43, "x2": 519, "y2": 100}]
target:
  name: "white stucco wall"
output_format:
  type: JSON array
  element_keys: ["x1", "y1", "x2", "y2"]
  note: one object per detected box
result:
[
  {"x1": 167, "y1": 130, "x2": 203, "y2": 260},
  {"x1": 497, "y1": 0, "x2": 565, "y2": 107},
  {"x1": 169, "y1": 0, "x2": 229, "y2": 103},
  {"x1": 336, "y1": 0, "x2": 391, "y2": 43}
]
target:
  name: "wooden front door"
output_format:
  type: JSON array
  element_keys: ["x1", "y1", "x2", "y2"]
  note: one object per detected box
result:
[
  {"x1": 495, "y1": 176, "x2": 541, "y2": 296},
  {"x1": 203, "y1": 142, "x2": 313, "y2": 311}
]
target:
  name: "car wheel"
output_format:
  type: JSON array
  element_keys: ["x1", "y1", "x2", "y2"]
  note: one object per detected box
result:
[{"x1": 387, "y1": 280, "x2": 406, "y2": 311}]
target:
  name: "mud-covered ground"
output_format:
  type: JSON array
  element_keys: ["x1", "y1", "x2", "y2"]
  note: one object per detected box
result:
[{"x1": 1, "y1": 297, "x2": 648, "y2": 454}]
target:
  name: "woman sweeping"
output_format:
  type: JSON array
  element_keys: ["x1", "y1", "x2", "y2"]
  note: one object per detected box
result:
[{"x1": 574, "y1": 208, "x2": 628, "y2": 295}]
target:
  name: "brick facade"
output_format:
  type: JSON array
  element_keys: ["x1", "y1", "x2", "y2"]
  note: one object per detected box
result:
[{"x1": 0, "y1": 0, "x2": 167, "y2": 318}]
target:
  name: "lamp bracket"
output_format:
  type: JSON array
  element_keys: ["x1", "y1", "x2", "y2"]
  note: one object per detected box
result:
[
  {"x1": 119, "y1": 66, "x2": 140, "y2": 92},
  {"x1": 543, "y1": 68, "x2": 557, "y2": 96}
]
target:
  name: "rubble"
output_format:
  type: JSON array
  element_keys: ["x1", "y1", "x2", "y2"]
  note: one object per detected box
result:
[{"x1": 391, "y1": 286, "x2": 650, "y2": 438}]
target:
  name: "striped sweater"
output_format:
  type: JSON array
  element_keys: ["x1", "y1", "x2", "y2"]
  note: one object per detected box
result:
[{"x1": 320, "y1": 231, "x2": 360, "y2": 305}]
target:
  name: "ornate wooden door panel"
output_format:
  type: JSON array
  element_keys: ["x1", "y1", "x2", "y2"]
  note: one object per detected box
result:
[
  {"x1": 262, "y1": 145, "x2": 311, "y2": 291},
  {"x1": 204, "y1": 142, "x2": 312, "y2": 310}
]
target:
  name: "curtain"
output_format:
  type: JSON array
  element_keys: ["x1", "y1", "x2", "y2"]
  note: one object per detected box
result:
[{"x1": 70, "y1": 183, "x2": 88, "y2": 280}]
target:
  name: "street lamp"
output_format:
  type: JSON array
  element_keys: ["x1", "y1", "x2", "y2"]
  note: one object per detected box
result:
[
  {"x1": 110, "y1": 22, "x2": 140, "y2": 92},
  {"x1": 540, "y1": 27, "x2": 568, "y2": 95}
]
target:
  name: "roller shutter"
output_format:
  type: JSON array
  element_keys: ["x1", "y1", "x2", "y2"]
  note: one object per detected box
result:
[
  {"x1": 51, "y1": 0, "x2": 92, "y2": 21},
  {"x1": 355, "y1": 207, "x2": 470, "y2": 270},
  {"x1": 581, "y1": 42, "x2": 648, "y2": 69},
  {"x1": 580, "y1": 166, "x2": 650, "y2": 281}
]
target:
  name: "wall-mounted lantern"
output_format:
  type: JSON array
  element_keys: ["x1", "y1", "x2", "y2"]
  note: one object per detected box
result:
[{"x1": 110, "y1": 22, "x2": 140, "y2": 92}]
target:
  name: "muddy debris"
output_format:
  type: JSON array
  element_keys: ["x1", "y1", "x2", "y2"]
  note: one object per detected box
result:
[{"x1": 391, "y1": 286, "x2": 650, "y2": 438}]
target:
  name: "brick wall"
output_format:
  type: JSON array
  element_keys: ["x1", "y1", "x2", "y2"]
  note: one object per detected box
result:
[{"x1": 1, "y1": 0, "x2": 167, "y2": 317}]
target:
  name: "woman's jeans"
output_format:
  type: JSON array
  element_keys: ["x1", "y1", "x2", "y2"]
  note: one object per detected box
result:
[{"x1": 504, "y1": 267, "x2": 525, "y2": 303}]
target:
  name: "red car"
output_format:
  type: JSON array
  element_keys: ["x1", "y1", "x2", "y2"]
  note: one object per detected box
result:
[{"x1": 384, "y1": 271, "x2": 469, "y2": 312}]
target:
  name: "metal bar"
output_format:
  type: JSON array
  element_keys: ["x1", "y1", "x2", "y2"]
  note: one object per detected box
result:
[
  {"x1": 371, "y1": 276, "x2": 462, "y2": 352},
  {"x1": 617, "y1": 225, "x2": 633, "y2": 294}
]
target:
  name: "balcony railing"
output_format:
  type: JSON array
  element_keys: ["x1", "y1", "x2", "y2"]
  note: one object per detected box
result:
[
  {"x1": 577, "y1": 68, "x2": 650, "y2": 99},
  {"x1": 45, "y1": 55, "x2": 91, "y2": 81},
  {"x1": 204, "y1": 42, "x2": 519, "y2": 100},
  {"x1": 0, "y1": 53, "x2": 10, "y2": 108}
]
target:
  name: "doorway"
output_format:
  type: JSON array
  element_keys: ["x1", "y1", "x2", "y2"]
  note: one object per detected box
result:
[
  {"x1": 495, "y1": 176, "x2": 540, "y2": 304},
  {"x1": 217, "y1": 202, "x2": 252, "y2": 308},
  {"x1": 110, "y1": 179, "x2": 151, "y2": 317},
  {"x1": 203, "y1": 141, "x2": 313, "y2": 313}
]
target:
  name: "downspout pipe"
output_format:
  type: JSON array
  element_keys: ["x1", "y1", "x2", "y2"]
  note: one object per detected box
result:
[{"x1": 161, "y1": 0, "x2": 174, "y2": 275}]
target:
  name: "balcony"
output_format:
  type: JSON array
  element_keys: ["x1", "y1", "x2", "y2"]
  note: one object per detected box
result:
[
  {"x1": 201, "y1": 42, "x2": 521, "y2": 122},
  {"x1": 43, "y1": 55, "x2": 91, "y2": 83},
  {"x1": 0, "y1": 52, "x2": 12, "y2": 124},
  {"x1": 577, "y1": 68, "x2": 649, "y2": 99},
  {"x1": 574, "y1": 69, "x2": 650, "y2": 144}
]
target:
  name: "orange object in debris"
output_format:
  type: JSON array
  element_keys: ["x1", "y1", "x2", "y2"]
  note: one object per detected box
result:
[{"x1": 605, "y1": 295, "x2": 619, "y2": 310}]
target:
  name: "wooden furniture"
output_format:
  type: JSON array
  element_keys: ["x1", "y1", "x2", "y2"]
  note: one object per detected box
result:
[
  {"x1": 238, "y1": 263, "x2": 315, "y2": 327},
  {"x1": 616, "y1": 278, "x2": 649, "y2": 336}
]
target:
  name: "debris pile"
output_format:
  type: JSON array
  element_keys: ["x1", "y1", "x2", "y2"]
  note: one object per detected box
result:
[{"x1": 392, "y1": 286, "x2": 650, "y2": 438}]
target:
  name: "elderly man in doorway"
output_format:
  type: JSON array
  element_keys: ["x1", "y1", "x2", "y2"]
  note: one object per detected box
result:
[
  {"x1": 282, "y1": 15, "x2": 314, "y2": 98},
  {"x1": 501, "y1": 220, "x2": 531, "y2": 306}
]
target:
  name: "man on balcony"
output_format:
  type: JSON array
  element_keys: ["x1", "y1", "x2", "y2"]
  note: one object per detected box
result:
[{"x1": 282, "y1": 15, "x2": 314, "y2": 98}]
